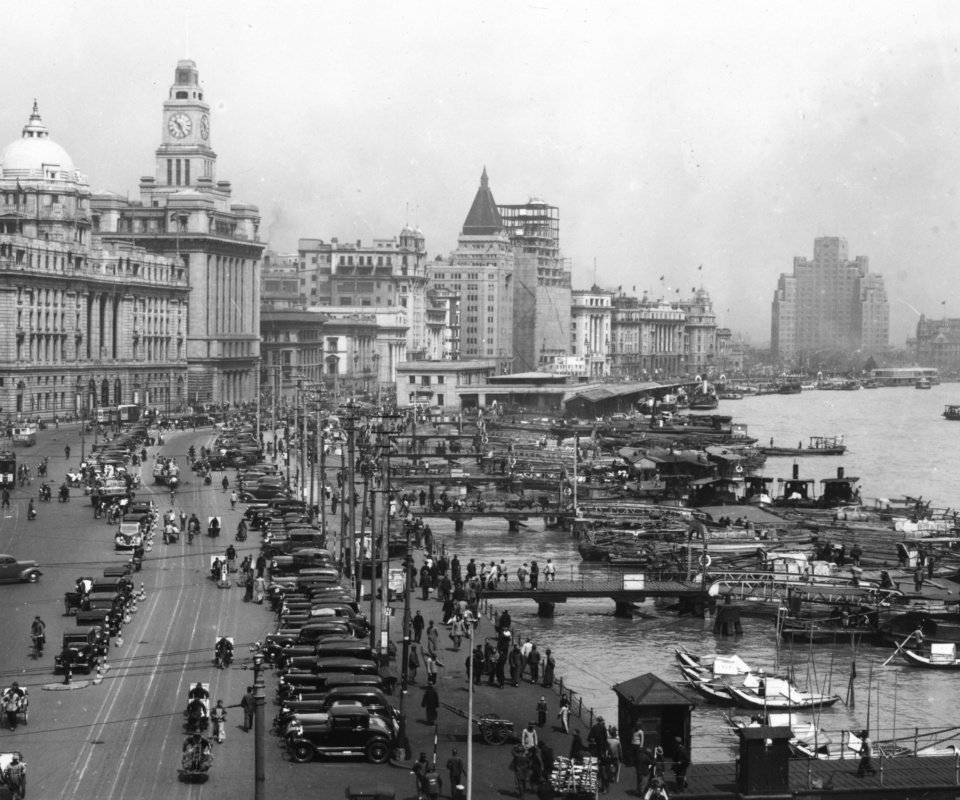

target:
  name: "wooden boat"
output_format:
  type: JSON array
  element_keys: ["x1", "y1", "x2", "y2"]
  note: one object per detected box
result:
[
  {"x1": 943, "y1": 404, "x2": 960, "y2": 421},
  {"x1": 760, "y1": 436, "x2": 846, "y2": 457},
  {"x1": 680, "y1": 673, "x2": 736, "y2": 706},
  {"x1": 901, "y1": 644, "x2": 960, "y2": 669},
  {"x1": 916, "y1": 377, "x2": 933, "y2": 389},
  {"x1": 724, "y1": 682, "x2": 842, "y2": 711}
]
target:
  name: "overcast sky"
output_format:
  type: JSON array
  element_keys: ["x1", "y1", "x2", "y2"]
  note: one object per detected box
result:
[{"x1": 4, "y1": 0, "x2": 960, "y2": 347}]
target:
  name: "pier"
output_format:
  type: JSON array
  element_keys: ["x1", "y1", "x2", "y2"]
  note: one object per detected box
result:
[{"x1": 482, "y1": 575, "x2": 704, "y2": 617}]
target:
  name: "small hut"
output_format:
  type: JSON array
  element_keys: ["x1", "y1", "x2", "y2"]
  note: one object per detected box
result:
[{"x1": 612, "y1": 672, "x2": 696, "y2": 764}]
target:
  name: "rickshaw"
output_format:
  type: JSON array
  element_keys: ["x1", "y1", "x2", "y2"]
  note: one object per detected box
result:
[
  {"x1": 179, "y1": 735, "x2": 212, "y2": 783},
  {"x1": 214, "y1": 635, "x2": 234, "y2": 669},
  {"x1": 0, "y1": 688, "x2": 28, "y2": 727},
  {"x1": 185, "y1": 683, "x2": 210, "y2": 733},
  {"x1": 0, "y1": 751, "x2": 25, "y2": 798}
]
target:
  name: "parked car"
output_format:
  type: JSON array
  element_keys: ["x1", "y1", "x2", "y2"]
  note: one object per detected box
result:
[
  {"x1": 0, "y1": 555, "x2": 42, "y2": 583},
  {"x1": 286, "y1": 703, "x2": 395, "y2": 764},
  {"x1": 54, "y1": 627, "x2": 107, "y2": 674}
]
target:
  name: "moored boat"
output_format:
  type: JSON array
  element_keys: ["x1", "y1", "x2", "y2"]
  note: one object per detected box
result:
[
  {"x1": 760, "y1": 435, "x2": 846, "y2": 457},
  {"x1": 724, "y1": 681, "x2": 842, "y2": 711},
  {"x1": 943, "y1": 404, "x2": 960, "y2": 421}
]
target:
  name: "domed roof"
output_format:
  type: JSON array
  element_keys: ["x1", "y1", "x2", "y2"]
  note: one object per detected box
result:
[{"x1": 0, "y1": 101, "x2": 75, "y2": 174}]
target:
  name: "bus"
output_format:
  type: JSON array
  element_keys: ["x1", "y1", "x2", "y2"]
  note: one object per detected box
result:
[
  {"x1": 0, "y1": 451, "x2": 15, "y2": 488},
  {"x1": 12, "y1": 425, "x2": 37, "y2": 446},
  {"x1": 117, "y1": 404, "x2": 141, "y2": 423}
]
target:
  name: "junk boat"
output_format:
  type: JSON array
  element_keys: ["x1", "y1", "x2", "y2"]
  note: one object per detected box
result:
[{"x1": 760, "y1": 435, "x2": 846, "y2": 457}]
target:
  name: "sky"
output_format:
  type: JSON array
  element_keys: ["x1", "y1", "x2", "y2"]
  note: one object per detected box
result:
[{"x1": 4, "y1": 0, "x2": 960, "y2": 347}]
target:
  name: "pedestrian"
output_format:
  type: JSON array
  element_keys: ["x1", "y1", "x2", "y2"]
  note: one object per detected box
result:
[
  {"x1": 230, "y1": 490, "x2": 237, "y2": 509},
  {"x1": 422, "y1": 683, "x2": 440, "y2": 725},
  {"x1": 244, "y1": 570, "x2": 254, "y2": 601},
  {"x1": 412, "y1": 610, "x2": 425, "y2": 643},
  {"x1": 517, "y1": 562, "x2": 528, "y2": 587},
  {"x1": 914, "y1": 565, "x2": 924, "y2": 592},
  {"x1": 635, "y1": 745, "x2": 654, "y2": 797},
  {"x1": 536, "y1": 696, "x2": 548, "y2": 728},
  {"x1": 509, "y1": 643, "x2": 523, "y2": 686},
  {"x1": 3, "y1": 690, "x2": 18, "y2": 731},
  {"x1": 528, "y1": 644, "x2": 541, "y2": 684},
  {"x1": 254, "y1": 574, "x2": 266, "y2": 604},
  {"x1": 542, "y1": 648, "x2": 555, "y2": 688},
  {"x1": 450, "y1": 615, "x2": 466, "y2": 650},
  {"x1": 413, "y1": 752, "x2": 431, "y2": 800},
  {"x1": 446, "y1": 748, "x2": 466, "y2": 795},
  {"x1": 211, "y1": 699, "x2": 227, "y2": 743},
  {"x1": 928, "y1": 553, "x2": 937, "y2": 580},
  {"x1": 1, "y1": 489, "x2": 9, "y2": 509},
  {"x1": 427, "y1": 620, "x2": 439, "y2": 658},
  {"x1": 408, "y1": 645, "x2": 420, "y2": 683},
  {"x1": 671, "y1": 736, "x2": 690, "y2": 791},
  {"x1": 543, "y1": 559, "x2": 555, "y2": 581},
  {"x1": 588, "y1": 716, "x2": 608, "y2": 756},
  {"x1": 255, "y1": 553, "x2": 267, "y2": 579},
  {"x1": 570, "y1": 730, "x2": 587, "y2": 759},
  {"x1": 558, "y1": 696, "x2": 571, "y2": 733},
  {"x1": 857, "y1": 729, "x2": 877, "y2": 777},
  {"x1": 240, "y1": 686, "x2": 255, "y2": 731},
  {"x1": 607, "y1": 726, "x2": 623, "y2": 783},
  {"x1": 511, "y1": 744, "x2": 532, "y2": 798},
  {"x1": 529, "y1": 560, "x2": 539, "y2": 589},
  {"x1": 630, "y1": 721, "x2": 646, "y2": 764},
  {"x1": 850, "y1": 542, "x2": 863, "y2": 568},
  {"x1": 425, "y1": 652, "x2": 442, "y2": 685}
]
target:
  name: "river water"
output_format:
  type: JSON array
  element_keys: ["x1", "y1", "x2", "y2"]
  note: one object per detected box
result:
[{"x1": 422, "y1": 384, "x2": 960, "y2": 759}]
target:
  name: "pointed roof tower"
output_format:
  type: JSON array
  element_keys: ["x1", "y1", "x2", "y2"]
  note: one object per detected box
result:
[{"x1": 462, "y1": 167, "x2": 503, "y2": 236}]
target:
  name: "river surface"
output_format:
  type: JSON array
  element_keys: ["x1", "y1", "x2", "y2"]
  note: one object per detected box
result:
[{"x1": 422, "y1": 384, "x2": 960, "y2": 759}]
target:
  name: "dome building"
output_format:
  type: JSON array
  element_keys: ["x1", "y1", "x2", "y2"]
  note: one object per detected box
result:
[{"x1": 0, "y1": 103, "x2": 188, "y2": 419}]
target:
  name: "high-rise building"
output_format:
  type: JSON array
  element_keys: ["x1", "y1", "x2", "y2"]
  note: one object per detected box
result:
[
  {"x1": 771, "y1": 236, "x2": 889, "y2": 363},
  {"x1": 498, "y1": 198, "x2": 572, "y2": 371},
  {"x1": 428, "y1": 169, "x2": 514, "y2": 373},
  {"x1": 610, "y1": 292, "x2": 686, "y2": 379},
  {"x1": 0, "y1": 103, "x2": 189, "y2": 416},
  {"x1": 93, "y1": 59, "x2": 264, "y2": 406},
  {"x1": 298, "y1": 228, "x2": 429, "y2": 357}
]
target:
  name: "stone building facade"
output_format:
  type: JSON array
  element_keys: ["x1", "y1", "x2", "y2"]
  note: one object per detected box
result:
[
  {"x1": 92, "y1": 59, "x2": 264, "y2": 407},
  {"x1": 0, "y1": 103, "x2": 188, "y2": 417}
]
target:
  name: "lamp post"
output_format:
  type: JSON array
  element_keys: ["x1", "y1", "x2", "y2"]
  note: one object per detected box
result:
[
  {"x1": 252, "y1": 649, "x2": 265, "y2": 800},
  {"x1": 372, "y1": 352, "x2": 381, "y2": 407}
]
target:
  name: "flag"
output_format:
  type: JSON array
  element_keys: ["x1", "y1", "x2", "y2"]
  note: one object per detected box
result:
[
  {"x1": 698, "y1": 264, "x2": 702, "y2": 271},
  {"x1": 659, "y1": 275, "x2": 664, "y2": 281}
]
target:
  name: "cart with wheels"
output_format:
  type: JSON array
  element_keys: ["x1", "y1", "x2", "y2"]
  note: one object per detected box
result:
[{"x1": 548, "y1": 755, "x2": 599, "y2": 800}]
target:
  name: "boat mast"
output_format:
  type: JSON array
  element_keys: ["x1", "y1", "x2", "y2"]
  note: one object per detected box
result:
[{"x1": 572, "y1": 433, "x2": 579, "y2": 515}]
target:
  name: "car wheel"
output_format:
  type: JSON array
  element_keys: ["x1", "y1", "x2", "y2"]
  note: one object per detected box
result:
[
  {"x1": 26, "y1": 572, "x2": 39, "y2": 583},
  {"x1": 290, "y1": 741, "x2": 314, "y2": 763},
  {"x1": 366, "y1": 739, "x2": 391, "y2": 764}
]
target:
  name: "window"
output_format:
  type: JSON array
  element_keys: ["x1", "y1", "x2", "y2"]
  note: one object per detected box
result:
[
  {"x1": 437, "y1": 376, "x2": 445, "y2": 385},
  {"x1": 409, "y1": 376, "x2": 416, "y2": 384},
  {"x1": 421, "y1": 376, "x2": 431, "y2": 386}
]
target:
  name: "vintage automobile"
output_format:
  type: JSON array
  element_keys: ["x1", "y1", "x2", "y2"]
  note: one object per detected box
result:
[
  {"x1": 54, "y1": 627, "x2": 108, "y2": 674},
  {"x1": 115, "y1": 522, "x2": 143, "y2": 551},
  {"x1": 286, "y1": 703, "x2": 395, "y2": 764},
  {"x1": 275, "y1": 687, "x2": 398, "y2": 736},
  {"x1": 0, "y1": 555, "x2": 42, "y2": 584}
]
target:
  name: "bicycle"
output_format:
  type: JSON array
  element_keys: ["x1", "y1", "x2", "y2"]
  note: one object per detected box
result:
[{"x1": 31, "y1": 634, "x2": 43, "y2": 659}]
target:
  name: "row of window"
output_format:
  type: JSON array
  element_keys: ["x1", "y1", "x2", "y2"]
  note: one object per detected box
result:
[{"x1": 407, "y1": 375, "x2": 445, "y2": 385}]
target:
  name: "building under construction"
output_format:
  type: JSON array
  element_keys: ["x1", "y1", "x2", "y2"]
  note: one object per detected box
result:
[{"x1": 498, "y1": 199, "x2": 572, "y2": 372}]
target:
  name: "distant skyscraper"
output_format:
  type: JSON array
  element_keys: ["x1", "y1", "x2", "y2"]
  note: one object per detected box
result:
[
  {"x1": 771, "y1": 236, "x2": 889, "y2": 363},
  {"x1": 428, "y1": 169, "x2": 514, "y2": 372},
  {"x1": 497, "y1": 197, "x2": 572, "y2": 371}
]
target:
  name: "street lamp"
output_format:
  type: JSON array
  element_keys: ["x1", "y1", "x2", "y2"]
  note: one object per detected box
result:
[{"x1": 251, "y1": 648, "x2": 265, "y2": 800}]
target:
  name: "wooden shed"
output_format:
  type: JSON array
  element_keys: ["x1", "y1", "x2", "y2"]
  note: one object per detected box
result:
[{"x1": 612, "y1": 672, "x2": 696, "y2": 764}]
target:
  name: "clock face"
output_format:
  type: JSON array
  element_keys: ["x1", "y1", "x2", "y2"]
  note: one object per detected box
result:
[
  {"x1": 200, "y1": 115, "x2": 209, "y2": 140},
  {"x1": 168, "y1": 113, "x2": 192, "y2": 139}
]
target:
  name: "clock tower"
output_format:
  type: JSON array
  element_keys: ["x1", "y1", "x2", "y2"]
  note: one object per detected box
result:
[{"x1": 156, "y1": 59, "x2": 215, "y2": 189}]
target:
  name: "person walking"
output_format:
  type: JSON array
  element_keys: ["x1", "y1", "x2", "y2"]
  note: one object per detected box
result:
[
  {"x1": 425, "y1": 653, "x2": 442, "y2": 685},
  {"x1": 558, "y1": 696, "x2": 571, "y2": 733},
  {"x1": 671, "y1": 736, "x2": 690, "y2": 791},
  {"x1": 240, "y1": 686, "x2": 255, "y2": 731},
  {"x1": 422, "y1": 683, "x2": 440, "y2": 725},
  {"x1": 255, "y1": 553, "x2": 267, "y2": 579},
  {"x1": 528, "y1": 645, "x2": 541, "y2": 684},
  {"x1": 412, "y1": 610, "x2": 425, "y2": 643},
  {"x1": 536, "y1": 696, "x2": 548, "y2": 728},
  {"x1": 509, "y1": 643, "x2": 524, "y2": 687},
  {"x1": 857, "y1": 730, "x2": 877, "y2": 777},
  {"x1": 450, "y1": 615, "x2": 466, "y2": 651},
  {"x1": 446, "y1": 748, "x2": 466, "y2": 795},
  {"x1": 254, "y1": 574, "x2": 266, "y2": 604},
  {"x1": 544, "y1": 559, "x2": 556, "y2": 581},
  {"x1": 517, "y1": 563, "x2": 529, "y2": 587},
  {"x1": 413, "y1": 752, "x2": 431, "y2": 800},
  {"x1": 607, "y1": 726, "x2": 623, "y2": 783},
  {"x1": 230, "y1": 490, "x2": 237, "y2": 509},
  {"x1": 529, "y1": 560, "x2": 540, "y2": 590},
  {"x1": 211, "y1": 699, "x2": 227, "y2": 743},
  {"x1": 244, "y1": 570, "x2": 254, "y2": 601},
  {"x1": 426, "y1": 620, "x2": 439, "y2": 658},
  {"x1": 542, "y1": 648, "x2": 555, "y2": 688},
  {"x1": 511, "y1": 744, "x2": 532, "y2": 798}
]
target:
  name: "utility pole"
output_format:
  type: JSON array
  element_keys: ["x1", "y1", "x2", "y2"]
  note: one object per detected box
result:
[
  {"x1": 345, "y1": 404, "x2": 357, "y2": 581},
  {"x1": 299, "y1": 380, "x2": 307, "y2": 501},
  {"x1": 271, "y1": 366, "x2": 278, "y2": 465}
]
